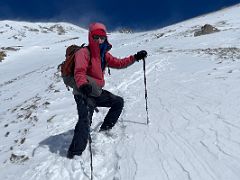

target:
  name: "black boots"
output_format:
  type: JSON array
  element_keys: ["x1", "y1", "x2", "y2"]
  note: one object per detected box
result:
[
  {"x1": 67, "y1": 151, "x2": 82, "y2": 159},
  {"x1": 99, "y1": 123, "x2": 113, "y2": 132}
]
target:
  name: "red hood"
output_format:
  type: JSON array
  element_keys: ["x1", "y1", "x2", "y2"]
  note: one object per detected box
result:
[{"x1": 88, "y1": 22, "x2": 112, "y2": 58}]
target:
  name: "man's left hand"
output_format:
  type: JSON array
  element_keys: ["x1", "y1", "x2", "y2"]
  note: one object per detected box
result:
[{"x1": 134, "y1": 50, "x2": 147, "y2": 61}]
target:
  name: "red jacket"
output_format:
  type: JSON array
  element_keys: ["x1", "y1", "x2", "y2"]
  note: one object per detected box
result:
[{"x1": 74, "y1": 23, "x2": 135, "y2": 88}]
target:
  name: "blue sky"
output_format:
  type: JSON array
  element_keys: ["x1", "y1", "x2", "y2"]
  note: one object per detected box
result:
[{"x1": 0, "y1": 0, "x2": 240, "y2": 31}]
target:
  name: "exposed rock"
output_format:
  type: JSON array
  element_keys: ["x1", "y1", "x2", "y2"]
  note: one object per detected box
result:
[
  {"x1": 5, "y1": 132, "x2": 10, "y2": 137},
  {"x1": 23, "y1": 26, "x2": 39, "y2": 32},
  {"x1": 155, "y1": 33, "x2": 164, "y2": 38},
  {"x1": 10, "y1": 153, "x2": 29, "y2": 163},
  {"x1": 180, "y1": 47, "x2": 240, "y2": 62},
  {"x1": 49, "y1": 24, "x2": 66, "y2": 35},
  {"x1": 1, "y1": 47, "x2": 20, "y2": 51},
  {"x1": 38, "y1": 24, "x2": 66, "y2": 35},
  {"x1": 194, "y1": 24, "x2": 220, "y2": 37},
  {"x1": 0, "y1": 51, "x2": 7, "y2": 61},
  {"x1": 118, "y1": 28, "x2": 133, "y2": 34},
  {"x1": 20, "y1": 138, "x2": 26, "y2": 144}
]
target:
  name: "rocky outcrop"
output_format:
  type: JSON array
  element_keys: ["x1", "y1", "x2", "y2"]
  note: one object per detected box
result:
[
  {"x1": 0, "y1": 51, "x2": 6, "y2": 61},
  {"x1": 194, "y1": 24, "x2": 220, "y2": 37}
]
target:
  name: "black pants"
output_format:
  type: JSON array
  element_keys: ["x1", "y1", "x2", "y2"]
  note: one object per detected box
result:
[{"x1": 68, "y1": 90, "x2": 124, "y2": 155}]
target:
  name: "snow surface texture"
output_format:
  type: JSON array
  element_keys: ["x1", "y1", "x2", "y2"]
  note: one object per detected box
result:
[{"x1": 1, "y1": 4, "x2": 240, "y2": 180}]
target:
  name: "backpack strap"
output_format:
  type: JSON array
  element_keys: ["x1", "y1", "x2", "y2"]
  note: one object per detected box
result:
[
  {"x1": 74, "y1": 44, "x2": 91, "y2": 64},
  {"x1": 84, "y1": 45, "x2": 92, "y2": 65},
  {"x1": 80, "y1": 43, "x2": 85, "y2": 48},
  {"x1": 107, "y1": 65, "x2": 111, "y2": 75}
]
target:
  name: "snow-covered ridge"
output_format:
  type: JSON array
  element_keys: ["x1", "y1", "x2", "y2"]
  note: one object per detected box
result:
[
  {"x1": 0, "y1": 20, "x2": 86, "y2": 35},
  {"x1": 0, "y1": 20, "x2": 87, "y2": 50},
  {"x1": 1, "y1": 3, "x2": 240, "y2": 180}
]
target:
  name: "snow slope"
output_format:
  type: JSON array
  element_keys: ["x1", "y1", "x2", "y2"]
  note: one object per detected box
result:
[{"x1": 1, "y1": 4, "x2": 240, "y2": 180}]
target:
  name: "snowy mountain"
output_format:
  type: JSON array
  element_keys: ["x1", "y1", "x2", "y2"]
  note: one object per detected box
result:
[{"x1": 1, "y1": 4, "x2": 240, "y2": 180}]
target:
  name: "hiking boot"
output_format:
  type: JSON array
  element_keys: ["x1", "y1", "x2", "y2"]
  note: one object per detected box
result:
[
  {"x1": 99, "y1": 125, "x2": 112, "y2": 132},
  {"x1": 67, "y1": 151, "x2": 82, "y2": 159},
  {"x1": 67, "y1": 151, "x2": 74, "y2": 159}
]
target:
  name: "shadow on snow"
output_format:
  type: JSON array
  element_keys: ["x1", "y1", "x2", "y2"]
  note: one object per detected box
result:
[{"x1": 38, "y1": 130, "x2": 74, "y2": 157}]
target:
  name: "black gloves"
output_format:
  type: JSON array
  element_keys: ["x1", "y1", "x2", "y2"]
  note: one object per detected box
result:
[
  {"x1": 134, "y1": 50, "x2": 147, "y2": 61},
  {"x1": 79, "y1": 83, "x2": 92, "y2": 96},
  {"x1": 79, "y1": 83, "x2": 99, "y2": 112}
]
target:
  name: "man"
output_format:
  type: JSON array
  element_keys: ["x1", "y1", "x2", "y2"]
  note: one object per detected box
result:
[{"x1": 67, "y1": 22, "x2": 147, "y2": 159}]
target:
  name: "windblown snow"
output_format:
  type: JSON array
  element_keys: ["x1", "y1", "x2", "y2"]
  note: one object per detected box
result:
[{"x1": 1, "y1": 4, "x2": 240, "y2": 180}]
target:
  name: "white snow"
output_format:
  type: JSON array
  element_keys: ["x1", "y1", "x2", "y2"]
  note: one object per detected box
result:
[{"x1": 1, "y1": 4, "x2": 240, "y2": 180}]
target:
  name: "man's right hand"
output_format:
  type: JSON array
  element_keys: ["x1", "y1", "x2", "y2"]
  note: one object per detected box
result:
[{"x1": 79, "y1": 83, "x2": 92, "y2": 96}]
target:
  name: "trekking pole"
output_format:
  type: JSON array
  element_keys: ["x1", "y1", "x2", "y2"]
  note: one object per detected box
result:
[
  {"x1": 86, "y1": 105, "x2": 94, "y2": 180},
  {"x1": 80, "y1": 94, "x2": 96, "y2": 180},
  {"x1": 88, "y1": 133, "x2": 93, "y2": 180},
  {"x1": 142, "y1": 57, "x2": 150, "y2": 125}
]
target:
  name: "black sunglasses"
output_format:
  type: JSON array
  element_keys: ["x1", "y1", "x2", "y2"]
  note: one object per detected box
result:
[{"x1": 93, "y1": 35, "x2": 106, "y2": 41}]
